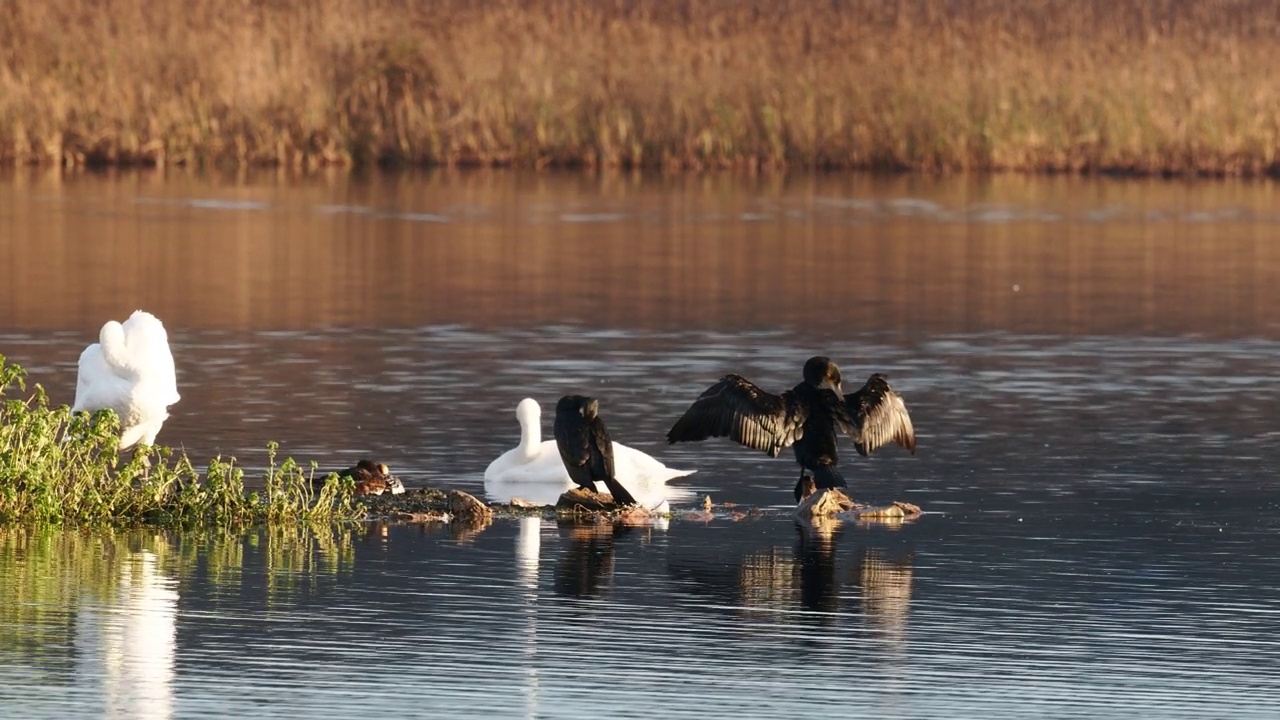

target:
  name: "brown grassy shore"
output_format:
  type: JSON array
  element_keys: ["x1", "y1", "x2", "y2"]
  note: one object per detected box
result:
[{"x1": 3, "y1": 0, "x2": 1280, "y2": 173}]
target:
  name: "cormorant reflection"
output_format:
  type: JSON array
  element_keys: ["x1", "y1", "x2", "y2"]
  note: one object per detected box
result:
[
  {"x1": 670, "y1": 519, "x2": 916, "y2": 633},
  {"x1": 553, "y1": 521, "x2": 636, "y2": 599},
  {"x1": 795, "y1": 519, "x2": 841, "y2": 613}
]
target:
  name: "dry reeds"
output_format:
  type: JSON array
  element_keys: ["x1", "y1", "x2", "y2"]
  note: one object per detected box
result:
[{"x1": 3, "y1": 0, "x2": 1280, "y2": 173}]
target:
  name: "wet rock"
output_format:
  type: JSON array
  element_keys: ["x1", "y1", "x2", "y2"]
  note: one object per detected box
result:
[
  {"x1": 555, "y1": 487, "x2": 623, "y2": 514},
  {"x1": 448, "y1": 489, "x2": 493, "y2": 523}
]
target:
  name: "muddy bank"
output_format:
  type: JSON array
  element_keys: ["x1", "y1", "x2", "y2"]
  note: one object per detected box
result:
[{"x1": 354, "y1": 485, "x2": 923, "y2": 528}]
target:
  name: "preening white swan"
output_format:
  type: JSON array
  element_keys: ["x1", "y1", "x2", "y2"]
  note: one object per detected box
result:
[
  {"x1": 72, "y1": 310, "x2": 181, "y2": 449},
  {"x1": 484, "y1": 398, "x2": 694, "y2": 487}
]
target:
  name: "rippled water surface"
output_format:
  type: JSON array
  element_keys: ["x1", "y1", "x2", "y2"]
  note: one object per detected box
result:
[{"x1": 1, "y1": 171, "x2": 1279, "y2": 718}]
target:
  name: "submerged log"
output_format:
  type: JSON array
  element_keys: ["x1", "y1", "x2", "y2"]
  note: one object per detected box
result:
[{"x1": 855, "y1": 501, "x2": 922, "y2": 520}]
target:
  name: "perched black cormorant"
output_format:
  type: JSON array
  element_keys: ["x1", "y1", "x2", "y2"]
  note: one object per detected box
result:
[
  {"x1": 553, "y1": 395, "x2": 640, "y2": 507},
  {"x1": 667, "y1": 356, "x2": 916, "y2": 501}
]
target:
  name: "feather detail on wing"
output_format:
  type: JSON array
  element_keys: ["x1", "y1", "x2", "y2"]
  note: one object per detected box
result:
[
  {"x1": 588, "y1": 416, "x2": 616, "y2": 482},
  {"x1": 843, "y1": 373, "x2": 916, "y2": 456},
  {"x1": 666, "y1": 374, "x2": 804, "y2": 457}
]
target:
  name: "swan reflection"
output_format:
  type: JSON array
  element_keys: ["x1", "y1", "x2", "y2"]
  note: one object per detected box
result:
[
  {"x1": 515, "y1": 516, "x2": 543, "y2": 720},
  {"x1": 77, "y1": 547, "x2": 178, "y2": 720}
]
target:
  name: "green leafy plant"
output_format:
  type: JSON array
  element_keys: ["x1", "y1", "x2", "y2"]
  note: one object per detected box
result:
[{"x1": 0, "y1": 356, "x2": 361, "y2": 525}]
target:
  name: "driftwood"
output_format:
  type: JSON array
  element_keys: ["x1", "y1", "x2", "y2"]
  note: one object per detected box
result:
[
  {"x1": 390, "y1": 511, "x2": 450, "y2": 523},
  {"x1": 794, "y1": 488, "x2": 922, "y2": 521},
  {"x1": 554, "y1": 487, "x2": 666, "y2": 525},
  {"x1": 856, "y1": 501, "x2": 922, "y2": 519}
]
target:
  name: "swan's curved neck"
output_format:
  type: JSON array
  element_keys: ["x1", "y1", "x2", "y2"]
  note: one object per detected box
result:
[
  {"x1": 99, "y1": 321, "x2": 137, "y2": 378},
  {"x1": 518, "y1": 414, "x2": 541, "y2": 457}
]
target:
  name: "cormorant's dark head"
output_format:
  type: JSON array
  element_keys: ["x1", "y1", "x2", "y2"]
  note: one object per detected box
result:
[
  {"x1": 556, "y1": 395, "x2": 600, "y2": 420},
  {"x1": 802, "y1": 356, "x2": 843, "y2": 393}
]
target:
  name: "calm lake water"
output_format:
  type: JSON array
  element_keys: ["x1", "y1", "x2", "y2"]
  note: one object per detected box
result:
[{"x1": 1, "y1": 169, "x2": 1279, "y2": 718}]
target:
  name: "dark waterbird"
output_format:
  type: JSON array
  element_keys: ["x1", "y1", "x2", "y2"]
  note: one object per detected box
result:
[
  {"x1": 317, "y1": 460, "x2": 406, "y2": 496},
  {"x1": 553, "y1": 395, "x2": 639, "y2": 507},
  {"x1": 667, "y1": 356, "x2": 916, "y2": 501}
]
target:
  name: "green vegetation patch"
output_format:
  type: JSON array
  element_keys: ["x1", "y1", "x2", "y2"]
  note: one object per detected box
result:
[{"x1": 0, "y1": 356, "x2": 361, "y2": 525}]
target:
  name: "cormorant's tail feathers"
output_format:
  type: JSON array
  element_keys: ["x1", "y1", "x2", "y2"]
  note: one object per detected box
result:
[
  {"x1": 601, "y1": 476, "x2": 639, "y2": 507},
  {"x1": 812, "y1": 466, "x2": 846, "y2": 491}
]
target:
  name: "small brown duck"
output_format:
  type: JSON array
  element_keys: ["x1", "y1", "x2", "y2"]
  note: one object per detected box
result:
[{"x1": 318, "y1": 460, "x2": 406, "y2": 496}]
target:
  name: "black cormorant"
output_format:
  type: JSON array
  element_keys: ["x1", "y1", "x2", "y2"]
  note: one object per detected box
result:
[
  {"x1": 553, "y1": 395, "x2": 639, "y2": 507},
  {"x1": 667, "y1": 356, "x2": 915, "y2": 501}
]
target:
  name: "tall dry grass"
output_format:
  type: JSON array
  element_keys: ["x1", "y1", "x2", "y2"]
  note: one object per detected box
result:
[{"x1": 3, "y1": 0, "x2": 1280, "y2": 173}]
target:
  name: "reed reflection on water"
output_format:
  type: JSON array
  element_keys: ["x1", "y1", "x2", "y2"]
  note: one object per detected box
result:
[{"x1": 1, "y1": 169, "x2": 1278, "y2": 336}]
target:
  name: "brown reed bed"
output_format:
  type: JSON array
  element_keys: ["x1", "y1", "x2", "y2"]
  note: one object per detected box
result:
[{"x1": 3, "y1": 0, "x2": 1280, "y2": 174}]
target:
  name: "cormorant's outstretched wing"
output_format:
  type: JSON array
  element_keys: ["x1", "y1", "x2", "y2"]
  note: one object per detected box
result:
[
  {"x1": 667, "y1": 374, "x2": 804, "y2": 457},
  {"x1": 840, "y1": 373, "x2": 916, "y2": 456}
]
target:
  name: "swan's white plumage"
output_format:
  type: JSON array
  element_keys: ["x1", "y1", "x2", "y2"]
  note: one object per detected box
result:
[
  {"x1": 484, "y1": 397, "x2": 694, "y2": 486},
  {"x1": 484, "y1": 397, "x2": 693, "y2": 511},
  {"x1": 73, "y1": 310, "x2": 180, "y2": 449}
]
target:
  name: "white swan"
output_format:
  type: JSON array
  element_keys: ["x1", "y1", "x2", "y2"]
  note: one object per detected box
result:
[
  {"x1": 485, "y1": 398, "x2": 695, "y2": 487},
  {"x1": 72, "y1": 310, "x2": 181, "y2": 449}
]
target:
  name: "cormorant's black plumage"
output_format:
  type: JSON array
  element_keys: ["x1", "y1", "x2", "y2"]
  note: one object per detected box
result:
[
  {"x1": 667, "y1": 356, "x2": 915, "y2": 501},
  {"x1": 553, "y1": 395, "x2": 639, "y2": 507}
]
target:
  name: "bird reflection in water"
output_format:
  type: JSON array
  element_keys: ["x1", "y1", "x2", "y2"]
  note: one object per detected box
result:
[
  {"x1": 515, "y1": 516, "x2": 543, "y2": 720},
  {"x1": 672, "y1": 518, "x2": 915, "y2": 637},
  {"x1": 553, "y1": 521, "x2": 637, "y2": 599},
  {"x1": 794, "y1": 519, "x2": 843, "y2": 613},
  {"x1": 792, "y1": 520, "x2": 915, "y2": 636},
  {"x1": 77, "y1": 545, "x2": 178, "y2": 720}
]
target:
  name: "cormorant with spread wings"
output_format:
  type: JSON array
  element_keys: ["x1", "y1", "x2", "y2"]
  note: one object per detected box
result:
[
  {"x1": 666, "y1": 356, "x2": 915, "y2": 501},
  {"x1": 554, "y1": 395, "x2": 640, "y2": 507}
]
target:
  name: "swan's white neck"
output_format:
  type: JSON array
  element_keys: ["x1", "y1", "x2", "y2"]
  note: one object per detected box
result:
[
  {"x1": 517, "y1": 414, "x2": 541, "y2": 458},
  {"x1": 99, "y1": 321, "x2": 136, "y2": 378},
  {"x1": 515, "y1": 399, "x2": 542, "y2": 459}
]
